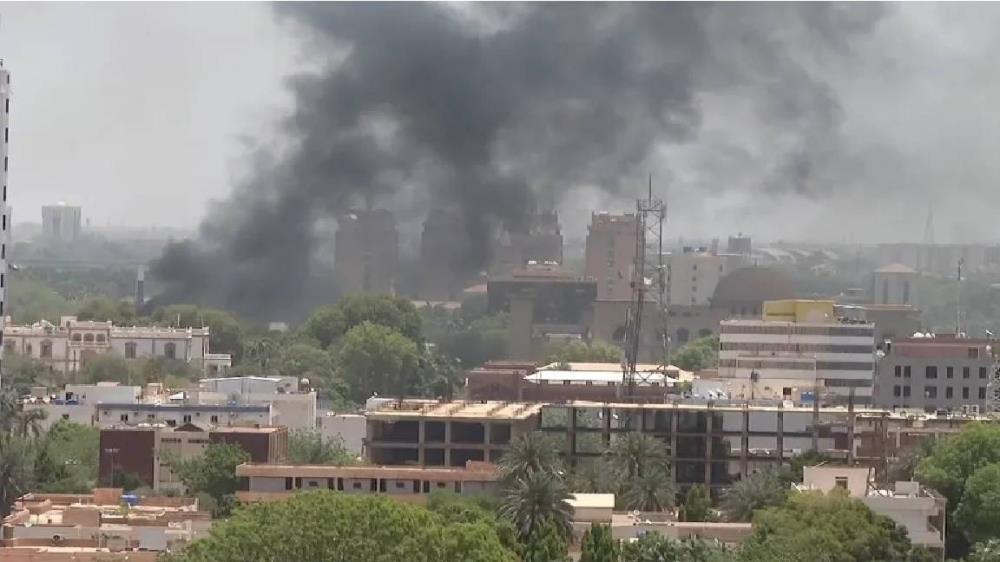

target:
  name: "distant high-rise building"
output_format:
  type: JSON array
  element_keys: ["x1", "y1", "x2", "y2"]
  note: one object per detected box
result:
[
  {"x1": 418, "y1": 209, "x2": 476, "y2": 301},
  {"x1": 0, "y1": 63, "x2": 10, "y2": 389},
  {"x1": 42, "y1": 202, "x2": 82, "y2": 242},
  {"x1": 585, "y1": 212, "x2": 638, "y2": 301},
  {"x1": 664, "y1": 248, "x2": 741, "y2": 306},
  {"x1": 490, "y1": 210, "x2": 563, "y2": 276},
  {"x1": 873, "y1": 263, "x2": 919, "y2": 308},
  {"x1": 333, "y1": 209, "x2": 399, "y2": 295},
  {"x1": 727, "y1": 234, "x2": 752, "y2": 257}
]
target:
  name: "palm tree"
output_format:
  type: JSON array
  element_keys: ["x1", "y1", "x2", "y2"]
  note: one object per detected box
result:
[
  {"x1": 498, "y1": 432, "x2": 563, "y2": 483},
  {"x1": 620, "y1": 469, "x2": 675, "y2": 512},
  {"x1": 499, "y1": 470, "x2": 574, "y2": 542},
  {"x1": 721, "y1": 469, "x2": 788, "y2": 522},
  {"x1": 0, "y1": 436, "x2": 33, "y2": 518},
  {"x1": 606, "y1": 432, "x2": 669, "y2": 480},
  {"x1": 570, "y1": 460, "x2": 612, "y2": 494},
  {"x1": 12, "y1": 408, "x2": 47, "y2": 439},
  {"x1": 0, "y1": 389, "x2": 19, "y2": 434}
]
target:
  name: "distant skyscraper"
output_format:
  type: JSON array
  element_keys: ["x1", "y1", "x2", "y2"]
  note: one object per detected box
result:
[
  {"x1": 585, "y1": 212, "x2": 637, "y2": 301},
  {"x1": 0, "y1": 62, "x2": 10, "y2": 388},
  {"x1": 42, "y1": 202, "x2": 83, "y2": 242},
  {"x1": 333, "y1": 209, "x2": 399, "y2": 295}
]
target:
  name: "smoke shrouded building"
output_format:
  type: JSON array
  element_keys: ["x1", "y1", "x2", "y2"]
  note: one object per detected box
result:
[
  {"x1": 585, "y1": 212, "x2": 638, "y2": 302},
  {"x1": 490, "y1": 210, "x2": 564, "y2": 277},
  {"x1": 333, "y1": 209, "x2": 399, "y2": 295}
]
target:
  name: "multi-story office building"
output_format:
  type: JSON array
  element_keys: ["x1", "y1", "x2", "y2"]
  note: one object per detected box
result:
[
  {"x1": 718, "y1": 300, "x2": 876, "y2": 404},
  {"x1": 873, "y1": 335, "x2": 997, "y2": 413},
  {"x1": 664, "y1": 249, "x2": 742, "y2": 306},
  {"x1": 872, "y1": 263, "x2": 919, "y2": 308},
  {"x1": 0, "y1": 63, "x2": 10, "y2": 389},
  {"x1": 585, "y1": 212, "x2": 637, "y2": 301},
  {"x1": 41, "y1": 202, "x2": 83, "y2": 242},
  {"x1": 333, "y1": 209, "x2": 399, "y2": 295},
  {"x1": 3, "y1": 316, "x2": 230, "y2": 375}
]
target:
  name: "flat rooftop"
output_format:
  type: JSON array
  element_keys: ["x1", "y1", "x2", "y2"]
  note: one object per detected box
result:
[{"x1": 366, "y1": 400, "x2": 543, "y2": 421}]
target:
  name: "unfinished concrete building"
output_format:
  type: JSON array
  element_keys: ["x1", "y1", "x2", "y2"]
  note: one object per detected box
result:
[
  {"x1": 333, "y1": 209, "x2": 399, "y2": 295},
  {"x1": 366, "y1": 401, "x2": 543, "y2": 467}
]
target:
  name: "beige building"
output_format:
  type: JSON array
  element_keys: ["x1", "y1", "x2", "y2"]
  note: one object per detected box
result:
[
  {"x1": 2, "y1": 317, "x2": 228, "y2": 376},
  {"x1": 664, "y1": 249, "x2": 743, "y2": 307},
  {"x1": 584, "y1": 212, "x2": 637, "y2": 302},
  {"x1": 799, "y1": 465, "x2": 946, "y2": 557},
  {"x1": 196, "y1": 376, "x2": 317, "y2": 431},
  {"x1": 1, "y1": 489, "x2": 211, "y2": 555},
  {"x1": 236, "y1": 462, "x2": 499, "y2": 503}
]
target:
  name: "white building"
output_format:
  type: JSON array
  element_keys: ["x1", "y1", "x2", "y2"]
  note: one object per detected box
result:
[
  {"x1": 800, "y1": 465, "x2": 946, "y2": 556},
  {"x1": 2, "y1": 316, "x2": 226, "y2": 375},
  {"x1": 718, "y1": 301, "x2": 875, "y2": 404},
  {"x1": 22, "y1": 382, "x2": 142, "y2": 430},
  {"x1": 318, "y1": 412, "x2": 366, "y2": 455},
  {"x1": 95, "y1": 402, "x2": 273, "y2": 428},
  {"x1": 665, "y1": 249, "x2": 743, "y2": 306},
  {"x1": 0, "y1": 63, "x2": 10, "y2": 390},
  {"x1": 196, "y1": 376, "x2": 317, "y2": 431}
]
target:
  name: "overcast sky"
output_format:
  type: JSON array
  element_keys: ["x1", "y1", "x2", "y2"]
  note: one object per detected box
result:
[
  {"x1": 0, "y1": 2, "x2": 297, "y2": 230},
  {"x1": 3, "y1": 3, "x2": 1000, "y2": 244}
]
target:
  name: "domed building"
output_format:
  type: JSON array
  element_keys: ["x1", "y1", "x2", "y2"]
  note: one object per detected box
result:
[{"x1": 710, "y1": 267, "x2": 797, "y2": 318}]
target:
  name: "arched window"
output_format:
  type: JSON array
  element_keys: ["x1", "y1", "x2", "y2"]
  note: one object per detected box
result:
[
  {"x1": 71, "y1": 333, "x2": 82, "y2": 342},
  {"x1": 40, "y1": 340, "x2": 53, "y2": 359},
  {"x1": 164, "y1": 342, "x2": 177, "y2": 360},
  {"x1": 124, "y1": 342, "x2": 137, "y2": 359},
  {"x1": 84, "y1": 333, "x2": 95, "y2": 343},
  {"x1": 96, "y1": 333, "x2": 106, "y2": 343}
]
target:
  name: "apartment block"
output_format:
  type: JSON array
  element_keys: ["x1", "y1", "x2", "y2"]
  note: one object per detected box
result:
[
  {"x1": 584, "y1": 212, "x2": 637, "y2": 301},
  {"x1": 236, "y1": 462, "x2": 498, "y2": 504},
  {"x1": 197, "y1": 376, "x2": 317, "y2": 430},
  {"x1": 718, "y1": 300, "x2": 876, "y2": 404},
  {"x1": 365, "y1": 401, "x2": 543, "y2": 467},
  {"x1": 873, "y1": 336, "x2": 998, "y2": 413}
]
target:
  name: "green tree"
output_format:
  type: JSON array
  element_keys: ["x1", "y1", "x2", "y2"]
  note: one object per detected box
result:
[
  {"x1": 1, "y1": 353, "x2": 55, "y2": 396},
  {"x1": 580, "y1": 523, "x2": 620, "y2": 562},
  {"x1": 669, "y1": 335, "x2": 719, "y2": 372},
  {"x1": 80, "y1": 354, "x2": 132, "y2": 385},
  {"x1": 622, "y1": 533, "x2": 735, "y2": 562},
  {"x1": 680, "y1": 484, "x2": 713, "y2": 522},
  {"x1": 166, "y1": 493, "x2": 517, "y2": 562},
  {"x1": 6, "y1": 279, "x2": 76, "y2": 324},
  {"x1": 499, "y1": 470, "x2": 573, "y2": 544},
  {"x1": 287, "y1": 429, "x2": 358, "y2": 465},
  {"x1": 955, "y1": 462, "x2": 1000, "y2": 544},
  {"x1": 35, "y1": 421, "x2": 100, "y2": 493},
  {"x1": 970, "y1": 539, "x2": 1000, "y2": 562},
  {"x1": 336, "y1": 322, "x2": 421, "y2": 402},
  {"x1": 621, "y1": 470, "x2": 675, "y2": 512},
  {"x1": 544, "y1": 340, "x2": 621, "y2": 364},
  {"x1": 0, "y1": 436, "x2": 33, "y2": 518},
  {"x1": 76, "y1": 297, "x2": 138, "y2": 325},
  {"x1": 172, "y1": 443, "x2": 250, "y2": 517},
  {"x1": 742, "y1": 491, "x2": 928, "y2": 562},
  {"x1": 416, "y1": 348, "x2": 464, "y2": 399},
  {"x1": 498, "y1": 432, "x2": 563, "y2": 483},
  {"x1": 607, "y1": 433, "x2": 670, "y2": 481},
  {"x1": 721, "y1": 469, "x2": 789, "y2": 522},
  {"x1": 426, "y1": 491, "x2": 521, "y2": 557},
  {"x1": 302, "y1": 294, "x2": 422, "y2": 348},
  {"x1": 522, "y1": 517, "x2": 570, "y2": 562}
]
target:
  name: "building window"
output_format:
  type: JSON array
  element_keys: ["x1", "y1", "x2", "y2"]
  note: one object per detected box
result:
[
  {"x1": 980, "y1": 367, "x2": 988, "y2": 379},
  {"x1": 308, "y1": 481, "x2": 319, "y2": 488},
  {"x1": 946, "y1": 387, "x2": 954, "y2": 399},
  {"x1": 84, "y1": 333, "x2": 94, "y2": 343},
  {"x1": 210, "y1": 415, "x2": 219, "y2": 423},
  {"x1": 964, "y1": 367, "x2": 971, "y2": 379},
  {"x1": 96, "y1": 334, "x2": 106, "y2": 343},
  {"x1": 40, "y1": 340, "x2": 52, "y2": 359},
  {"x1": 894, "y1": 366, "x2": 901, "y2": 378},
  {"x1": 969, "y1": 348, "x2": 980, "y2": 359},
  {"x1": 182, "y1": 414, "x2": 192, "y2": 423},
  {"x1": 124, "y1": 342, "x2": 137, "y2": 359},
  {"x1": 120, "y1": 414, "x2": 129, "y2": 422},
  {"x1": 353, "y1": 482, "x2": 363, "y2": 490},
  {"x1": 893, "y1": 385, "x2": 901, "y2": 397},
  {"x1": 834, "y1": 477, "x2": 849, "y2": 490},
  {"x1": 72, "y1": 333, "x2": 82, "y2": 342},
  {"x1": 963, "y1": 387, "x2": 970, "y2": 399},
  {"x1": 925, "y1": 366, "x2": 937, "y2": 379},
  {"x1": 164, "y1": 342, "x2": 177, "y2": 360},
  {"x1": 980, "y1": 387, "x2": 987, "y2": 400},
  {"x1": 285, "y1": 478, "x2": 294, "y2": 490},
  {"x1": 925, "y1": 386, "x2": 937, "y2": 399},
  {"x1": 903, "y1": 386, "x2": 911, "y2": 397},
  {"x1": 946, "y1": 367, "x2": 954, "y2": 379},
  {"x1": 395, "y1": 482, "x2": 406, "y2": 489},
  {"x1": 24, "y1": 343, "x2": 31, "y2": 356},
  {"x1": 904, "y1": 366, "x2": 912, "y2": 379}
]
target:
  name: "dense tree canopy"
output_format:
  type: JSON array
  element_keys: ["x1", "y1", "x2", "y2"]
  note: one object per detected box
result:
[
  {"x1": 335, "y1": 322, "x2": 421, "y2": 402},
  {"x1": 76, "y1": 297, "x2": 139, "y2": 325},
  {"x1": 167, "y1": 493, "x2": 517, "y2": 562},
  {"x1": 669, "y1": 335, "x2": 719, "y2": 372},
  {"x1": 287, "y1": 429, "x2": 358, "y2": 465},
  {"x1": 302, "y1": 294, "x2": 422, "y2": 348},
  {"x1": 172, "y1": 443, "x2": 250, "y2": 517},
  {"x1": 721, "y1": 468, "x2": 789, "y2": 522},
  {"x1": 544, "y1": 340, "x2": 621, "y2": 365}
]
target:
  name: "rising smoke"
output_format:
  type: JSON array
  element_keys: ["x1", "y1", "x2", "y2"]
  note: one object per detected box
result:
[{"x1": 153, "y1": 2, "x2": 885, "y2": 322}]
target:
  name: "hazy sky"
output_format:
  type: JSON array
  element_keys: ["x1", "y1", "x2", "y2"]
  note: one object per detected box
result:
[{"x1": 4, "y1": 3, "x2": 1000, "y2": 244}]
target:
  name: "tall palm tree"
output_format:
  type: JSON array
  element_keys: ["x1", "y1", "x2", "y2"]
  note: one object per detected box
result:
[
  {"x1": 0, "y1": 436, "x2": 33, "y2": 518},
  {"x1": 606, "y1": 432, "x2": 669, "y2": 480},
  {"x1": 498, "y1": 431, "x2": 563, "y2": 483},
  {"x1": 620, "y1": 469, "x2": 675, "y2": 512},
  {"x1": 721, "y1": 469, "x2": 788, "y2": 522},
  {"x1": 499, "y1": 470, "x2": 574, "y2": 542}
]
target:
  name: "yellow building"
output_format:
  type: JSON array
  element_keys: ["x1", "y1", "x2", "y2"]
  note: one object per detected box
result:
[{"x1": 762, "y1": 299, "x2": 836, "y2": 323}]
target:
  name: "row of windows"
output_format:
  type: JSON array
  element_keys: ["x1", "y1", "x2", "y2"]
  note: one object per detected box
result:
[
  {"x1": 720, "y1": 325, "x2": 873, "y2": 336},
  {"x1": 5, "y1": 339, "x2": 176, "y2": 360},
  {"x1": 719, "y1": 359, "x2": 874, "y2": 371},
  {"x1": 892, "y1": 385, "x2": 986, "y2": 400},
  {"x1": 283, "y1": 477, "x2": 461, "y2": 494},
  {"x1": 117, "y1": 413, "x2": 220, "y2": 424},
  {"x1": 720, "y1": 342, "x2": 872, "y2": 354},
  {"x1": 893, "y1": 365, "x2": 989, "y2": 380}
]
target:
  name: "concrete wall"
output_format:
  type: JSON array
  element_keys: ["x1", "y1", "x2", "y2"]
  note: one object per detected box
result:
[{"x1": 319, "y1": 414, "x2": 366, "y2": 455}]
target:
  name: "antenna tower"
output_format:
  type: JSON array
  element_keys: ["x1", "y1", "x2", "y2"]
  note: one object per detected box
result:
[{"x1": 621, "y1": 175, "x2": 668, "y2": 412}]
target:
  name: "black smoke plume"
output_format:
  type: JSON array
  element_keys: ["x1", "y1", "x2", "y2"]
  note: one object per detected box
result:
[{"x1": 152, "y1": 2, "x2": 884, "y2": 322}]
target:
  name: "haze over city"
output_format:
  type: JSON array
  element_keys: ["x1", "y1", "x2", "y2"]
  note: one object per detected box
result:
[{"x1": 3, "y1": 2, "x2": 1000, "y2": 246}]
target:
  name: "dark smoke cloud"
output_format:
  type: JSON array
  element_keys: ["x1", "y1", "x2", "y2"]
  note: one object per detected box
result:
[{"x1": 153, "y1": 2, "x2": 885, "y2": 321}]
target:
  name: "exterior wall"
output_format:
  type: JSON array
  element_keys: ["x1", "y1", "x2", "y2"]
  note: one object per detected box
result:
[
  {"x1": 41, "y1": 205, "x2": 82, "y2": 242},
  {"x1": 333, "y1": 209, "x2": 398, "y2": 295},
  {"x1": 802, "y1": 465, "x2": 870, "y2": 497},
  {"x1": 95, "y1": 404, "x2": 272, "y2": 428},
  {"x1": 665, "y1": 252, "x2": 733, "y2": 307},
  {"x1": 873, "y1": 271, "x2": 919, "y2": 308},
  {"x1": 584, "y1": 213, "x2": 637, "y2": 302},
  {"x1": 257, "y1": 393, "x2": 316, "y2": 431},
  {"x1": 99, "y1": 429, "x2": 156, "y2": 487},
  {"x1": 209, "y1": 428, "x2": 287, "y2": 463},
  {"x1": 319, "y1": 414, "x2": 366, "y2": 455},
  {"x1": 873, "y1": 338, "x2": 995, "y2": 412},
  {"x1": 23, "y1": 402, "x2": 95, "y2": 430}
]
